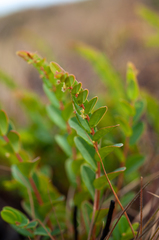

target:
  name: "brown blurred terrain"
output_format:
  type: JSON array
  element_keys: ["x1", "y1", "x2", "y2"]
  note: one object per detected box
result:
[{"x1": 0, "y1": 0, "x2": 159, "y2": 115}]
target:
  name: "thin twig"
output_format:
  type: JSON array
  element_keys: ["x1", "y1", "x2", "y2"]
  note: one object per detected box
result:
[
  {"x1": 106, "y1": 173, "x2": 159, "y2": 239},
  {"x1": 94, "y1": 146, "x2": 136, "y2": 238},
  {"x1": 140, "y1": 176, "x2": 143, "y2": 240}
]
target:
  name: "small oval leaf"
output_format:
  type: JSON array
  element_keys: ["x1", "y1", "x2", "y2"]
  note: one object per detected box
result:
[
  {"x1": 85, "y1": 96, "x2": 98, "y2": 114},
  {"x1": 89, "y1": 106, "x2": 108, "y2": 128},
  {"x1": 0, "y1": 110, "x2": 8, "y2": 135},
  {"x1": 74, "y1": 137, "x2": 97, "y2": 171},
  {"x1": 93, "y1": 124, "x2": 119, "y2": 142},
  {"x1": 7, "y1": 130, "x2": 20, "y2": 153},
  {"x1": 95, "y1": 143, "x2": 123, "y2": 161}
]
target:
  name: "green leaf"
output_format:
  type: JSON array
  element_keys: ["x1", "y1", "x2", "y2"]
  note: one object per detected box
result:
[
  {"x1": 126, "y1": 62, "x2": 139, "y2": 101},
  {"x1": 85, "y1": 96, "x2": 98, "y2": 114},
  {"x1": 133, "y1": 99, "x2": 146, "y2": 123},
  {"x1": 72, "y1": 82, "x2": 82, "y2": 94},
  {"x1": 34, "y1": 226, "x2": 51, "y2": 236},
  {"x1": 74, "y1": 137, "x2": 96, "y2": 171},
  {"x1": 74, "y1": 191, "x2": 90, "y2": 207},
  {"x1": 77, "y1": 89, "x2": 89, "y2": 104},
  {"x1": 11, "y1": 165, "x2": 31, "y2": 189},
  {"x1": 89, "y1": 106, "x2": 107, "y2": 128},
  {"x1": 116, "y1": 116, "x2": 132, "y2": 136},
  {"x1": 76, "y1": 112, "x2": 91, "y2": 133},
  {"x1": 81, "y1": 165, "x2": 95, "y2": 199},
  {"x1": 118, "y1": 216, "x2": 129, "y2": 235},
  {"x1": 93, "y1": 167, "x2": 126, "y2": 190},
  {"x1": 65, "y1": 75, "x2": 75, "y2": 87},
  {"x1": 119, "y1": 99, "x2": 135, "y2": 116},
  {"x1": 74, "y1": 43, "x2": 125, "y2": 99},
  {"x1": 72, "y1": 159, "x2": 84, "y2": 175},
  {"x1": 16, "y1": 160, "x2": 39, "y2": 177},
  {"x1": 125, "y1": 154, "x2": 145, "y2": 175},
  {"x1": 7, "y1": 130, "x2": 20, "y2": 153},
  {"x1": 1, "y1": 206, "x2": 29, "y2": 227},
  {"x1": 25, "y1": 221, "x2": 38, "y2": 229},
  {"x1": 136, "y1": 4, "x2": 159, "y2": 28},
  {"x1": 0, "y1": 110, "x2": 8, "y2": 135},
  {"x1": 55, "y1": 134, "x2": 72, "y2": 157},
  {"x1": 129, "y1": 122, "x2": 145, "y2": 145},
  {"x1": 11, "y1": 224, "x2": 34, "y2": 237},
  {"x1": 50, "y1": 61, "x2": 64, "y2": 75},
  {"x1": 95, "y1": 143, "x2": 123, "y2": 161},
  {"x1": 65, "y1": 159, "x2": 77, "y2": 187},
  {"x1": 43, "y1": 83, "x2": 60, "y2": 108},
  {"x1": 62, "y1": 102, "x2": 73, "y2": 121},
  {"x1": 69, "y1": 117, "x2": 93, "y2": 146},
  {"x1": 94, "y1": 208, "x2": 108, "y2": 224},
  {"x1": 46, "y1": 105, "x2": 66, "y2": 130},
  {"x1": 81, "y1": 201, "x2": 92, "y2": 235},
  {"x1": 93, "y1": 124, "x2": 119, "y2": 142}
]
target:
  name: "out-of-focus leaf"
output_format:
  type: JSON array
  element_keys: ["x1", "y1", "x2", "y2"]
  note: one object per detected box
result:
[
  {"x1": 16, "y1": 161, "x2": 39, "y2": 177},
  {"x1": 55, "y1": 134, "x2": 72, "y2": 157},
  {"x1": 95, "y1": 143, "x2": 123, "y2": 161},
  {"x1": 126, "y1": 62, "x2": 139, "y2": 101},
  {"x1": 74, "y1": 43, "x2": 125, "y2": 98},
  {"x1": 81, "y1": 165, "x2": 95, "y2": 199},
  {"x1": 1, "y1": 206, "x2": 29, "y2": 227},
  {"x1": 11, "y1": 165, "x2": 31, "y2": 189},
  {"x1": 136, "y1": 4, "x2": 159, "y2": 28},
  {"x1": 93, "y1": 124, "x2": 119, "y2": 141},
  {"x1": 11, "y1": 225, "x2": 34, "y2": 237},
  {"x1": 89, "y1": 106, "x2": 107, "y2": 128},
  {"x1": 65, "y1": 159, "x2": 77, "y2": 187},
  {"x1": 94, "y1": 167, "x2": 126, "y2": 190},
  {"x1": 74, "y1": 137, "x2": 96, "y2": 171},
  {"x1": 0, "y1": 69, "x2": 17, "y2": 89},
  {"x1": 129, "y1": 122, "x2": 145, "y2": 145},
  {"x1": 119, "y1": 99, "x2": 135, "y2": 116},
  {"x1": 0, "y1": 110, "x2": 8, "y2": 136},
  {"x1": 81, "y1": 201, "x2": 92, "y2": 235},
  {"x1": 46, "y1": 105, "x2": 66, "y2": 130},
  {"x1": 43, "y1": 83, "x2": 60, "y2": 108},
  {"x1": 115, "y1": 116, "x2": 132, "y2": 136},
  {"x1": 34, "y1": 226, "x2": 51, "y2": 236},
  {"x1": 133, "y1": 99, "x2": 146, "y2": 123},
  {"x1": 125, "y1": 154, "x2": 145, "y2": 175},
  {"x1": 62, "y1": 102, "x2": 73, "y2": 121},
  {"x1": 7, "y1": 130, "x2": 20, "y2": 153},
  {"x1": 94, "y1": 208, "x2": 108, "y2": 224}
]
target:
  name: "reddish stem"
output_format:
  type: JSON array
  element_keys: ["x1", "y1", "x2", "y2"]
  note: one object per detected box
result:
[{"x1": 29, "y1": 177, "x2": 43, "y2": 205}]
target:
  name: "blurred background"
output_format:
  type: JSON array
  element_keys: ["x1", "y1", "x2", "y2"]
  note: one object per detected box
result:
[{"x1": 0, "y1": 0, "x2": 159, "y2": 121}]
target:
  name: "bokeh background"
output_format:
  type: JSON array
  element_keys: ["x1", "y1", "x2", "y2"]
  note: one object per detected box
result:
[{"x1": 1, "y1": 0, "x2": 159, "y2": 121}]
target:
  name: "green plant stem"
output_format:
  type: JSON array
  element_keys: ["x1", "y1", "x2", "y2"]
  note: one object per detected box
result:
[{"x1": 94, "y1": 144, "x2": 136, "y2": 239}]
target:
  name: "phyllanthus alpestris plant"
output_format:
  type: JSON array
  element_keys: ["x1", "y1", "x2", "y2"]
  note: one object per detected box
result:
[{"x1": 0, "y1": 51, "x2": 141, "y2": 239}]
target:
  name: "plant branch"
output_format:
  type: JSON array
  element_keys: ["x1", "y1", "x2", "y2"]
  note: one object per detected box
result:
[{"x1": 94, "y1": 145, "x2": 136, "y2": 238}]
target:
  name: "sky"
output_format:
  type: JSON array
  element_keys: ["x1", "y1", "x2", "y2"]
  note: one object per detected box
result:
[{"x1": 0, "y1": 0, "x2": 84, "y2": 16}]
